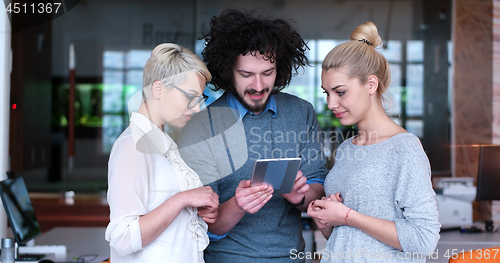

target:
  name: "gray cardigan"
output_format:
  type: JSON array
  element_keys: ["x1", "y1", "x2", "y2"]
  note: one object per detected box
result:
[{"x1": 322, "y1": 133, "x2": 440, "y2": 263}]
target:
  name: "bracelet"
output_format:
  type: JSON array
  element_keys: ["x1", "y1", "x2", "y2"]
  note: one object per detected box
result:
[
  {"x1": 345, "y1": 208, "x2": 352, "y2": 226},
  {"x1": 292, "y1": 196, "x2": 306, "y2": 207}
]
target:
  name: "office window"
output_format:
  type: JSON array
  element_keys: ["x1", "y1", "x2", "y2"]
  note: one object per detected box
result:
[
  {"x1": 405, "y1": 40, "x2": 424, "y2": 138},
  {"x1": 102, "y1": 50, "x2": 150, "y2": 152}
]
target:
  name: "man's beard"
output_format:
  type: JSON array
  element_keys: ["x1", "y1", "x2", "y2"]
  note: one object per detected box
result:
[{"x1": 234, "y1": 88, "x2": 271, "y2": 114}]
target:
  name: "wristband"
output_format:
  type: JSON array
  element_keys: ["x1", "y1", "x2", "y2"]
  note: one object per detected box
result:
[
  {"x1": 292, "y1": 196, "x2": 306, "y2": 207},
  {"x1": 345, "y1": 208, "x2": 352, "y2": 226}
]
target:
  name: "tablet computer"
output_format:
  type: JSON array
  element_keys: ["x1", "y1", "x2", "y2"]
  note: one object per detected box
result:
[{"x1": 250, "y1": 158, "x2": 301, "y2": 194}]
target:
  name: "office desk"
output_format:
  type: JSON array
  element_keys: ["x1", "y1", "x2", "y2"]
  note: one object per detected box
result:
[
  {"x1": 33, "y1": 227, "x2": 109, "y2": 263},
  {"x1": 427, "y1": 231, "x2": 500, "y2": 263}
]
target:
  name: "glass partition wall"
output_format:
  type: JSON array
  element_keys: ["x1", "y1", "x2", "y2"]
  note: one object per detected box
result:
[{"x1": 9, "y1": 0, "x2": 451, "y2": 191}]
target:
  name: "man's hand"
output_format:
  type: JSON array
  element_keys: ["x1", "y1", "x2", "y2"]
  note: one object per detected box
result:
[
  {"x1": 234, "y1": 180, "x2": 274, "y2": 214},
  {"x1": 281, "y1": 170, "x2": 309, "y2": 205}
]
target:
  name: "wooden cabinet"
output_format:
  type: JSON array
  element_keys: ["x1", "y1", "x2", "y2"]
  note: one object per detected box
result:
[{"x1": 30, "y1": 193, "x2": 109, "y2": 233}]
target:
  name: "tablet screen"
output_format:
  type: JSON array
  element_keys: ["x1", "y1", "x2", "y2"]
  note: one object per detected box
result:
[{"x1": 250, "y1": 158, "x2": 301, "y2": 194}]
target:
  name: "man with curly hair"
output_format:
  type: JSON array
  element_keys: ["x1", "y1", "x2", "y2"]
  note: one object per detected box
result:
[{"x1": 178, "y1": 9, "x2": 327, "y2": 262}]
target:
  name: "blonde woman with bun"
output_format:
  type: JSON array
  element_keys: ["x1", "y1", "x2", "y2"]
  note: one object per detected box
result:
[
  {"x1": 105, "y1": 43, "x2": 219, "y2": 263},
  {"x1": 307, "y1": 22, "x2": 440, "y2": 262}
]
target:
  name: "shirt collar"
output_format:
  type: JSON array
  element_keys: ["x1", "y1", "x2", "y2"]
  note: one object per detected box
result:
[
  {"x1": 225, "y1": 91, "x2": 277, "y2": 121},
  {"x1": 129, "y1": 112, "x2": 174, "y2": 154}
]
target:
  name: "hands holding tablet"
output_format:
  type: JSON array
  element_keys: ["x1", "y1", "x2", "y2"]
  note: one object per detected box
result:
[
  {"x1": 235, "y1": 180, "x2": 274, "y2": 214},
  {"x1": 281, "y1": 170, "x2": 309, "y2": 205},
  {"x1": 235, "y1": 170, "x2": 310, "y2": 214}
]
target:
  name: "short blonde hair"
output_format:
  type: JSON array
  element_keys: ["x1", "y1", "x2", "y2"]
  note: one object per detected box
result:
[
  {"x1": 142, "y1": 43, "x2": 212, "y2": 99},
  {"x1": 322, "y1": 22, "x2": 391, "y2": 100}
]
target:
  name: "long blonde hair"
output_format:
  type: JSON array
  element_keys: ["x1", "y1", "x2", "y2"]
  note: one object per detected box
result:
[{"x1": 322, "y1": 22, "x2": 391, "y2": 101}]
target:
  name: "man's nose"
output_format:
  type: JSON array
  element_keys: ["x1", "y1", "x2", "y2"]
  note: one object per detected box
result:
[{"x1": 252, "y1": 75, "x2": 265, "y2": 92}]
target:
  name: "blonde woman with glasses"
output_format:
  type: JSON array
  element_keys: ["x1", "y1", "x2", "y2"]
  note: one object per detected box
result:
[{"x1": 105, "y1": 43, "x2": 219, "y2": 263}]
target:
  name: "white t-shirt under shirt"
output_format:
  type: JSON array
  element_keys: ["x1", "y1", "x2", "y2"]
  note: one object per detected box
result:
[{"x1": 105, "y1": 112, "x2": 208, "y2": 263}]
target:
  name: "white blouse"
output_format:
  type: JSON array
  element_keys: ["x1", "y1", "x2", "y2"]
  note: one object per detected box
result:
[{"x1": 105, "y1": 112, "x2": 208, "y2": 263}]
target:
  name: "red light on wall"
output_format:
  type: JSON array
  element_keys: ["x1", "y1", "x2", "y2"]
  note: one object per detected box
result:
[{"x1": 12, "y1": 104, "x2": 17, "y2": 110}]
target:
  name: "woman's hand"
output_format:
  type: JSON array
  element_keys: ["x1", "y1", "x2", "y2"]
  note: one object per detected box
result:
[
  {"x1": 328, "y1": 193, "x2": 343, "y2": 202},
  {"x1": 180, "y1": 186, "x2": 219, "y2": 223},
  {"x1": 309, "y1": 192, "x2": 343, "y2": 211},
  {"x1": 180, "y1": 186, "x2": 219, "y2": 210},
  {"x1": 307, "y1": 192, "x2": 349, "y2": 228},
  {"x1": 307, "y1": 200, "x2": 329, "y2": 230},
  {"x1": 138, "y1": 186, "x2": 219, "y2": 248},
  {"x1": 197, "y1": 206, "x2": 218, "y2": 223}
]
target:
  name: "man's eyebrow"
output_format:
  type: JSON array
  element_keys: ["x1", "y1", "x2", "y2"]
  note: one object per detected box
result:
[
  {"x1": 236, "y1": 67, "x2": 275, "y2": 74},
  {"x1": 236, "y1": 69, "x2": 252, "y2": 74}
]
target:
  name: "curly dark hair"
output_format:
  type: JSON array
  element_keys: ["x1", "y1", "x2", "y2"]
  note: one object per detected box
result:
[{"x1": 200, "y1": 9, "x2": 309, "y2": 93}]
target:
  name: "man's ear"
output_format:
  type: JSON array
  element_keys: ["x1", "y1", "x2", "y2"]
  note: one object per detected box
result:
[
  {"x1": 151, "y1": 81, "x2": 163, "y2": 99},
  {"x1": 367, "y1": 75, "x2": 379, "y2": 95}
]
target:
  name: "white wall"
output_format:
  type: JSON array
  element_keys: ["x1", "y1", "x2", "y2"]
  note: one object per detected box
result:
[{"x1": 0, "y1": 2, "x2": 12, "y2": 239}]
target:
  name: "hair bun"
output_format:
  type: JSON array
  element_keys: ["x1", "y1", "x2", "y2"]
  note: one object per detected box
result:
[{"x1": 350, "y1": 21, "x2": 383, "y2": 48}]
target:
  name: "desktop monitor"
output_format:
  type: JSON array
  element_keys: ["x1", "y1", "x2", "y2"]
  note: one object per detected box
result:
[
  {"x1": 0, "y1": 177, "x2": 42, "y2": 246},
  {"x1": 476, "y1": 145, "x2": 500, "y2": 201}
]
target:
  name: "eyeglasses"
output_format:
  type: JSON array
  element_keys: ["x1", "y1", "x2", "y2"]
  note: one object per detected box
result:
[{"x1": 167, "y1": 83, "x2": 209, "y2": 109}]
